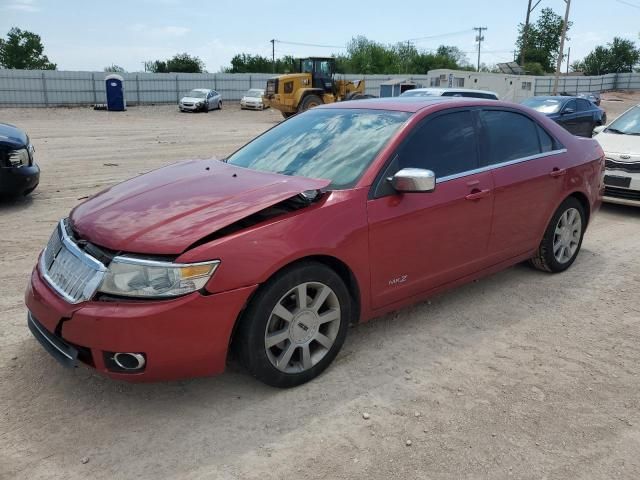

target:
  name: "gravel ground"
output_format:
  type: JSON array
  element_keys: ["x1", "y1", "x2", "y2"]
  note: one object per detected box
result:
[{"x1": 1, "y1": 96, "x2": 640, "y2": 480}]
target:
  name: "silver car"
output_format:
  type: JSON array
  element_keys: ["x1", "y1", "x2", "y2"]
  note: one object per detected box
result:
[
  {"x1": 179, "y1": 89, "x2": 222, "y2": 112},
  {"x1": 240, "y1": 89, "x2": 267, "y2": 110}
]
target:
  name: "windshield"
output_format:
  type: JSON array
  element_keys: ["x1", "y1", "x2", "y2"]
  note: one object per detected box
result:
[
  {"x1": 606, "y1": 106, "x2": 640, "y2": 135},
  {"x1": 245, "y1": 89, "x2": 263, "y2": 98},
  {"x1": 187, "y1": 90, "x2": 207, "y2": 98},
  {"x1": 401, "y1": 90, "x2": 438, "y2": 97},
  {"x1": 226, "y1": 109, "x2": 410, "y2": 189},
  {"x1": 521, "y1": 98, "x2": 562, "y2": 114}
]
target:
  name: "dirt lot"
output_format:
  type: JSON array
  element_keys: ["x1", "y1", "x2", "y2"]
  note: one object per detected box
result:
[{"x1": 1, "y1": 95, "x2": 640, "y2": 480}]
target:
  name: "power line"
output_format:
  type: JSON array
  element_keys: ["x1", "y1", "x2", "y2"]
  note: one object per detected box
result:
[
  {"x1": 275, "y1": 40, "x2": 346, "y2": 49},
  {"x1": 615, "y1": 0, "x2": 640, "y2": 8},
  {"x1": 406, "y1": 29, "x2": 474, "y2": 43}
]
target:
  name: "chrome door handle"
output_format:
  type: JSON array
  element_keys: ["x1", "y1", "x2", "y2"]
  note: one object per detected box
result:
[{"x1": 465, "y1": 189, "x2": 491, "y2": 201}]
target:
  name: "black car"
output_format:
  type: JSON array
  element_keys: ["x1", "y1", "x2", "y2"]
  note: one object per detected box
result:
[
  {"x1": 521, "y1": 96, "x2": 607, "y2": 138},
  {"x1": 0, "y1": 123, "x2": 39, "y2": 196}
]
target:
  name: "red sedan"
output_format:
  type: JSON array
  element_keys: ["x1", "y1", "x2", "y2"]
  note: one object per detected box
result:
[{"x1": 26, "y1": 98, "x2": 604, "y2": 387}]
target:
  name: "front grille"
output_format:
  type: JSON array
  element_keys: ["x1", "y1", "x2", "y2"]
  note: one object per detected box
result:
[
  {"x1": 605, "y1": 158, "x2": 640, "y2": 173},
  {"x1": 182, "y1": 102, "x2": 194, "y2": 107},
  {"x1": 604, "y1": 186, "x2": 640, "y2": 201},
  {"x1": 40, "y1": 220, "x2": 107, "y2": 304},
  {"x1": 266, "y1": 78, "x2": 278, "y2": 96}
]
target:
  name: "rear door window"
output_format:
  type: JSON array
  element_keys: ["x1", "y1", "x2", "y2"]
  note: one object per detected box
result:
[
  {"x1": 480, "y1": 110, "x2": 541, "y2": 165},
  {"x1": 397, "y1": 110, "x2": 478, "y2": 178}
]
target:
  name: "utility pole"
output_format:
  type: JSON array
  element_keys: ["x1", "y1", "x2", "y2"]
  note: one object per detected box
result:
[
  {"x1": 520, "y1": 0, "x2": 542, "y2": 68},
  {"x1": 552, "y1": 0, "x2": 571, "y2": 95},
  {"x1": 270, "y1": 39, "x2": 275, "y2": 73},
  {"x1": 474, "y1": 27, "x2": 487, "y2": 72},
  {"x1": 566, "y1": 46, "x2": 570, "y2": 74}
]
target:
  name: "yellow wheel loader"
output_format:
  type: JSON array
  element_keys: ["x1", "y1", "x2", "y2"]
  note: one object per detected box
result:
[{"x1": 263, "y1": 57, "x2": 367, "y2": 119}]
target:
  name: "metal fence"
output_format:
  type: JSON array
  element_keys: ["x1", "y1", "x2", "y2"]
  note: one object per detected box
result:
[
  {"x1": 534, "y1": 72, "x2": 640, "y2": 95},
  {"x1": 0, "y1": 69, "x2": 638, "y2": 107}
]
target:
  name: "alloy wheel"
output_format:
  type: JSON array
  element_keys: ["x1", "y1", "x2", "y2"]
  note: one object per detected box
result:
[
  {"x1": 553, "y1": 207, "x2": 582, "y2": 264},
  {"x1": 264, "y1": 281, "x2": 341, "y2": 373}
]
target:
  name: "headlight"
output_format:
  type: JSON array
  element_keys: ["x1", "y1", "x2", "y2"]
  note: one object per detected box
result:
[
  {"x1": 98, "y1": 257, "x2": 219, "y2": 298},
  {"x1": 197, "y1": 101, "x2": 204, "y2": 106},
  {"x1": 7, "y1": 148, "x2": 29, "y2": 167}
]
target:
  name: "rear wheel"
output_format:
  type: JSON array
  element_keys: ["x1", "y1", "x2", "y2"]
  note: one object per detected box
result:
[
  {"x1": 236, "y1": 262, "x2": 351, "y2": 388},
  {"x1": 529, "y1": 197, "x2": 586, "y2": 273},
  {"x1": 298, "y1": 94, "x2": 323, "y2": 113}
]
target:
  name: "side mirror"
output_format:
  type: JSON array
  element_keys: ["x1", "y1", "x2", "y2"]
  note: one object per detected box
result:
[
  {"x1": 562, "y1": 107, "x2": 575, "y2": 115},
  {"x1": 593, "y1": 125, "x2": 606, "y2": 135},
  {"x1": 390, "y1": 168, "x2": 436, "y2": 193}
]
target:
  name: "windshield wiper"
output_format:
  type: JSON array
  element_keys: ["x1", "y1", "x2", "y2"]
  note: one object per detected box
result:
[{"x1": 605, "y1": 128, "x2": 626, "y2": 134}]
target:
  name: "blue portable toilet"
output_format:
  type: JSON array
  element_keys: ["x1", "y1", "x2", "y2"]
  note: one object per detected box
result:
[{"x1": 105, "y1": 74, "x2": 126, "y2": 111}]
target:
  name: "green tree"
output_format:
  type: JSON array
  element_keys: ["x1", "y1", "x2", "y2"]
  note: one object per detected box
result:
[
  {"x1": 575, "y1": 38, "x2": 640, "y2": 75},
  {"x1": 224, "y1": 54, "x2": 296, "y2": 73},
  {"x1": 104, "y1": 64, "x2": 125, "y2": 73},
  {"x1": 0, "y1": 27, "x2": 56, "y2": 70},
  {"x1": 145, "y1": 53, "x2": 205, "y2": 73},
  {"x1": 516, "y1": 8, "x2": 571, "y2": 72}
]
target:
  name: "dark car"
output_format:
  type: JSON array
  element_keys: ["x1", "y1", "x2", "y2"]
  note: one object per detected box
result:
[
  {"x1": 0, "y1": 123, "x2": 39, "y2": 196},
  {"x1": 577, "y1": 92, "x2": 601, "y2": 106},
  {"x1": 521, "y1": 96, "x2": 606, "y2": 138}
]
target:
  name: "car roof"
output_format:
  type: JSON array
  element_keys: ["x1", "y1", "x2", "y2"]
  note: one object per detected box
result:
[
  {"x1": 319, "y1": 96, "x2": 513, "y2": 113},
  {"x1": 407, "y1": 87, "x2": 499, "y2": 96},
  {"x1": 527, "y1": 95, "x2": 573, "y2": 101},
  {"x1": 191, "y1": 88, "x2": 210, "y2": 92}
]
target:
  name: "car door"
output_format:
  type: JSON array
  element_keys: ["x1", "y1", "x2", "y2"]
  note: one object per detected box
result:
[
  {"x1": 576, "y1": 99, "x2": 595, "y2": 137},
  {"x1": 479, "y1": 108, "x2": 568, "y2": 261},
  {"x1": 558, "y1": 99, "x2": 580, "y2": 135},
  {"x1": 367, "y1": 109, "x2": 495, "y2": 310}
]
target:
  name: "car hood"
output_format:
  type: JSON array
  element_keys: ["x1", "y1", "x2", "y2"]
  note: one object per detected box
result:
[
  {"x1": 70, "y1": 159, "x2": 330, "y2": 255},
  {"x1": 0, "y1": 122, "x2": 28, "y2": 149},
  {"x1": 595, "y1": 131, "x2": 640, "y2": 157},
  {"x1": 180, "y1": 96, "x2": 205, "y2": 103}
]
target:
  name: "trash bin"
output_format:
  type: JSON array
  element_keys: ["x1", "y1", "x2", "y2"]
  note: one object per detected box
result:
[{"x1": 105, "y1": 74, "x2": 126, "y2": 111}]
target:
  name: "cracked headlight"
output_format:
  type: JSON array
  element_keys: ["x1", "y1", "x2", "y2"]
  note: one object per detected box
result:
[{"x1": 98, "y1": 257, "x2": 219, "y2": 298}]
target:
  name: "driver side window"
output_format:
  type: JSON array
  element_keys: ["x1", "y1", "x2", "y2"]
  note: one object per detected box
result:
[{"x1": 397, "y1": 110, "x2": 478, "y2": 178}]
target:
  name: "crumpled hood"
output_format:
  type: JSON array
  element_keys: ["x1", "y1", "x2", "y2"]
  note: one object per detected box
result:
[
  {"x1": 180, "y1": 96, "x2": 205, "y2": 103},
  {"x1": 70, "y1": 159, "x2": 330, "y2": 254}
]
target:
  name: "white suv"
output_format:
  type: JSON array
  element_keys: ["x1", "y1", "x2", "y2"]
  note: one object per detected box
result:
[{"x1": 400, "y1": 88, "x2": 499, "y2": 100}]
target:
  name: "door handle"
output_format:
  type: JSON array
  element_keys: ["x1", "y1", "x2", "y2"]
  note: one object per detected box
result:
[
  {"x1": 465, "y1": 189, "x2": 491, "y2": 201},
  {"x1": 550, "y1": 168, "x2": 567, "y2": 178}
]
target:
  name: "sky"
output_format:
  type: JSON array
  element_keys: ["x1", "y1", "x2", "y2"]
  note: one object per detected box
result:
[{"x1": 1, "y1": 0, "x2": 639, "y2": 72}]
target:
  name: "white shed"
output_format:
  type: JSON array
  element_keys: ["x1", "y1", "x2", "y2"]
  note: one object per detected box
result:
[{"x1": 425, "y1": 69, "x2": 537, "y2": 103}]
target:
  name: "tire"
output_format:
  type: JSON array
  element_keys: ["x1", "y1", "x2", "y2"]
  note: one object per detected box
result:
[
  {"x1": 235, "y1": 262, "x2": 352, "y2": 388},
  {"x1": 298, "y1": 94, "x2": 323, "y2": 113},
  {"x1": 282, "y1": 111, "x2": 296, "y2": 119},
  {"x1": 529, "y1": 197, "x2": 586, "y2": 273},
  {"x1": 218, "y1": 101, "x2": 222, "y2": 110}
]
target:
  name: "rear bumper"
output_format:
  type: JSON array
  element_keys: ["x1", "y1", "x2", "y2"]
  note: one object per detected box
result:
[
  {"x1": 0, "y1": 163, "x2": 39, "y2": 195},
  {"x1": 25, "y1": 265, "x2": 257, "y2": 382}
]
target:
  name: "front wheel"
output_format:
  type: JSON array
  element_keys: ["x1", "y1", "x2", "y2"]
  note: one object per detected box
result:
[
  {"x1": 218, "y1": 101, "x2": 222, "y2": 110},
  {"x1": 529, "y1": 197, "x2": 586, "y2": 273},
  {"x1": 235, "y1": 262, "x2": 352, "y2": 388},
  {"x1": 297, "y1": 94, "x2": 323, "y2": 113}
]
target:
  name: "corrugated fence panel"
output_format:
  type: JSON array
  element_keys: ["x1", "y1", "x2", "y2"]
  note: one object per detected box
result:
[{"x1": 0, "y1": 69, "x2": 638, "y2": 107}]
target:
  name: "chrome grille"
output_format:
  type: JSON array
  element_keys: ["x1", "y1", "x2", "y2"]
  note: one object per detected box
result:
[{"x1": 40, "y1": 220, "x2": 107, "y2": 304}]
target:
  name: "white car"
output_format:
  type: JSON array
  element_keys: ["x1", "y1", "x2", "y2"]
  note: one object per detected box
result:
[
  {"x1": 400, "y1": 88, "x2": 499, "y2": 100},
  {"x1": 240, "y1": 89, "x2": 267, "y2": 110},
  {"x1": 594, "y1": 104, "x2": 640, "y2": 207},
  {"x1": 179, "y1": 89, "x2": 222, "y2": 112}
]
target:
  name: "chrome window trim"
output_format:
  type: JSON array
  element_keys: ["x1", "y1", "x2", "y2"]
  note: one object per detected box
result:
[
  {"x1": 27, "y1": 312, "x2": 74, "y2": 360},
  {"x1": 435, "y1": 148, "x2": 568, "y2": 184},
  {"x1": 40, "y1": 219, "x2": 107, "y2": 304}
]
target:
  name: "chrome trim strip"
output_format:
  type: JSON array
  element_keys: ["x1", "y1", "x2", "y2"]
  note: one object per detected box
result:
[
  {"x1": 111, "y1": 256, "x2": 220, "y2": 270},
  {"x1": 435, "y1": 148, "x2": 568, "y2": 184},
  {"x1": 27, "y1": 312, "x2": 73, "y2": 360}
]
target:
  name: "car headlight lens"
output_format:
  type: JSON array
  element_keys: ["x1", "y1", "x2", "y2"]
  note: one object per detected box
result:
[
  {"x1": 7, "y1": 148, "x2": 29, "y2": 167},
  {"x1": 98, "y1": 257, "x2": 220, "y2": 298},
  {"x1": 197, "y1": 101, "x2": 204, "y2": 106}
]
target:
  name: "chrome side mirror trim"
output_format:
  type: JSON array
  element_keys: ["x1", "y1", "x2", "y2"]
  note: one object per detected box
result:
[{"x1": 390, "y1": 168, "x2": 436, "y2": 193}]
